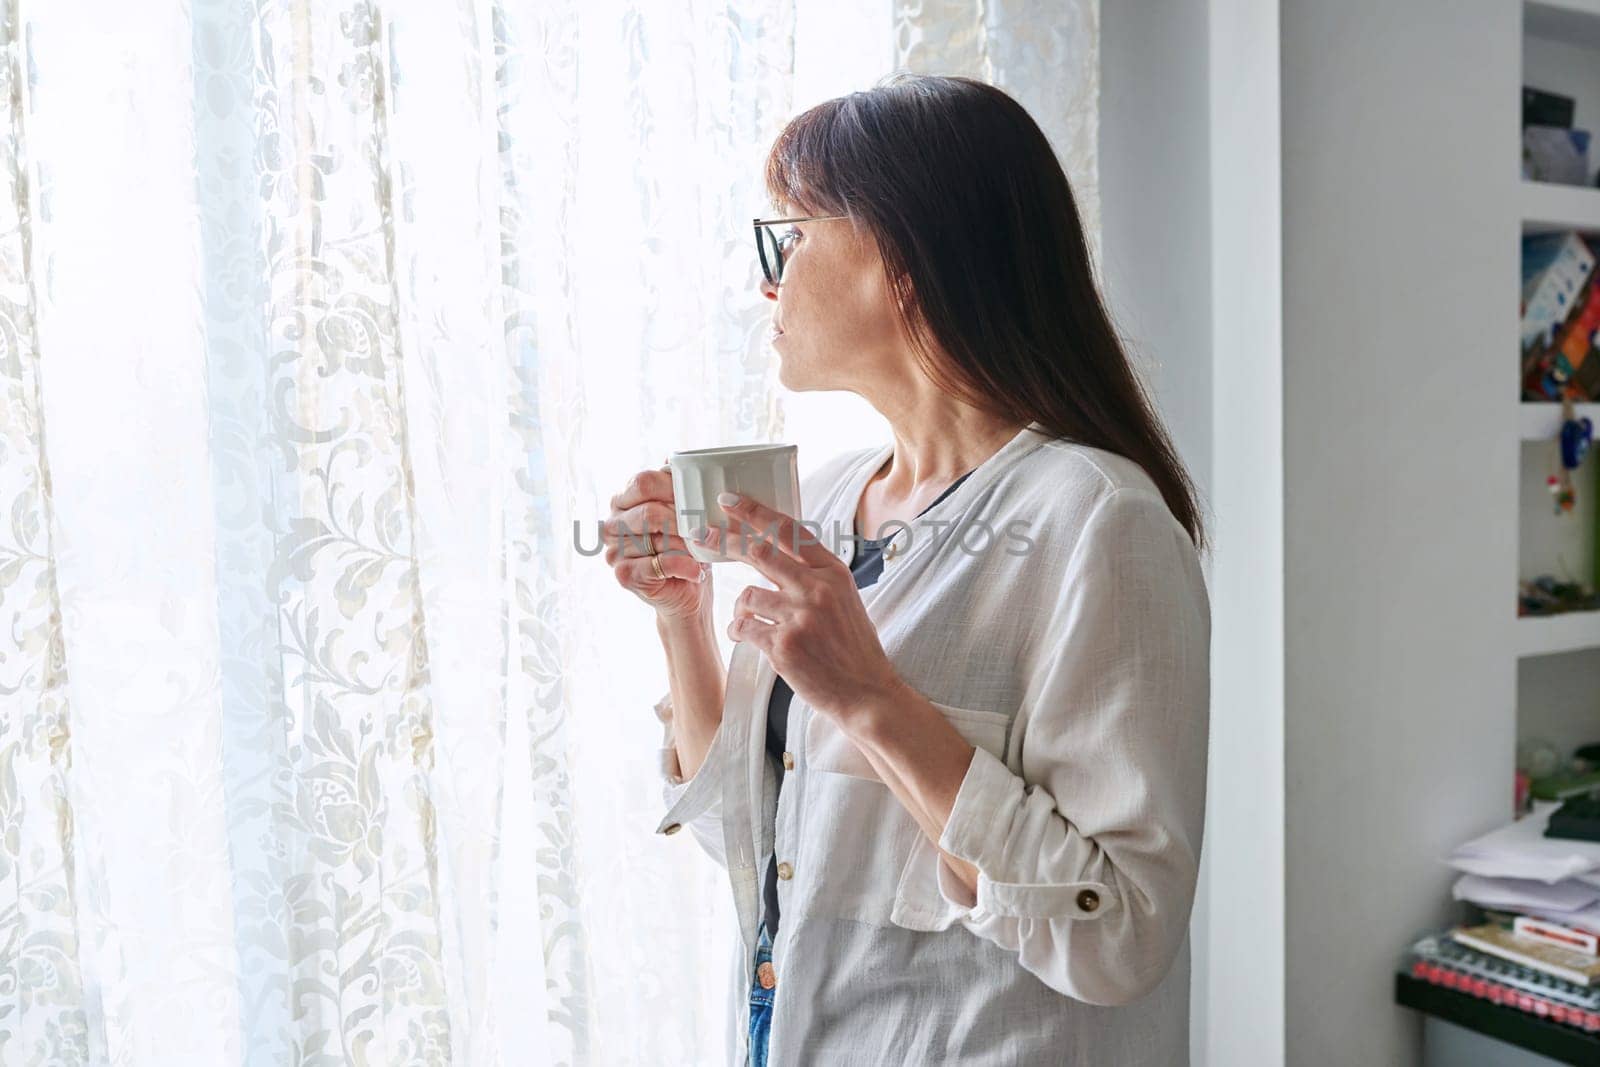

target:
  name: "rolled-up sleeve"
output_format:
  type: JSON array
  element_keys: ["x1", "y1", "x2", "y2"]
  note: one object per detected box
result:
[
  {"x1": 932, "y1": 488, "x2": 1211, "y2": 1006},
  {"x1": 655, "y1": 690, "x2": 731, "y2": 869}
]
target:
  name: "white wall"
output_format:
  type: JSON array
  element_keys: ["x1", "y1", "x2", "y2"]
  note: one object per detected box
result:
[
  {"x1": 1280, "y1": 2, "x2": 1518, "y2": 1063},
  {"x1": 1099, "y1": 0, "x2": 1215, "y2": 504},
  {"x1": 1108, "y1": 4, "x2": 1533, "y2": 1064},
  {"x1": 1100, "y1": 5, "x2": 1279, "y2": 1065},
  {"x1": 1205, "y1": 0, "x2": 1286, "y2": 1063},
  {"x1": 1519, "y1": 647, "x2": 1600, "y2": 756}
]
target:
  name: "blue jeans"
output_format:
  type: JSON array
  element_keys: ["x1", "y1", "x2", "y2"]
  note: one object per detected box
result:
[{"x1": 747, "y1": 924, "x2": 775, "y2": 1067}]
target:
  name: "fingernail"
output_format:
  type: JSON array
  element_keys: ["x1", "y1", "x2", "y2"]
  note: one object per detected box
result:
[
  {"x1": 692, "y1": 526, "x2": 709, "y2": 541},
  {"x1": 717, "y1": 491, "x2": 740, "y2": 507}
]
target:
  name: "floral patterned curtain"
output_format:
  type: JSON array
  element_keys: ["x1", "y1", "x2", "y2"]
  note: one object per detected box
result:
[
  {"x1": 0, "y1": 0, "x2": 794, "y2": 1063},
  {"x1": 0, "y1": 0, "x2": 1096, "y2": 1063}
]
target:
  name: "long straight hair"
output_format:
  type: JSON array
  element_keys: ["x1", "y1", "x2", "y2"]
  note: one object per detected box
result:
[{"x1": 765, "y1": 73, "x2": 1207, "y2": 551}]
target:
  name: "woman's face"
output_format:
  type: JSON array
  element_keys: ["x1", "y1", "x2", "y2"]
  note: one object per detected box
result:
[{"x1": 759, "y1": 208, "x2": 913, "y2": 396}]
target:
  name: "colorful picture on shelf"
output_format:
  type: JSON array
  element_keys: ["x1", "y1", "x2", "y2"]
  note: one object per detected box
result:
[{"x1": 1523, "y1": 232, "x2": 1600, "y2": 403}]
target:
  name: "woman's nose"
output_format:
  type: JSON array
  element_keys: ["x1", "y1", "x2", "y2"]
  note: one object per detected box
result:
[{"x1": 759, "y1": 275, "x2": 778, "y2": 301}]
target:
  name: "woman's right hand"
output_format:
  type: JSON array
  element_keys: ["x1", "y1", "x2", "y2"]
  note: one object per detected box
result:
[{"x1": 603, "y1": 464, "x2": 713, "y2": 622}]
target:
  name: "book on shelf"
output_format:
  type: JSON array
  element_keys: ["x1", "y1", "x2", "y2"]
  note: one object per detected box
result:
[
  {"x1": 1523, "y1": 232, "x2": 1594, "y2": 350},
  {"x1": 1453, "y1": 921, "x2": 1600, "y2": 987}
]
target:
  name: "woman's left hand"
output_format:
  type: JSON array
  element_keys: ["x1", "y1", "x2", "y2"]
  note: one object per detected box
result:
[{"x1": 696, "y1": 492, "x2": 906, "y2": 727}]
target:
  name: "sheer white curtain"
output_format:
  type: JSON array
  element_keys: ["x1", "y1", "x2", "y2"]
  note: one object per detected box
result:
[
  {"x1": 1, "y1": 2, "x2": 794, "y2": 1062},
  {"x1": 0, "y1": 1, "x2": 1096, "y2": 1064}
]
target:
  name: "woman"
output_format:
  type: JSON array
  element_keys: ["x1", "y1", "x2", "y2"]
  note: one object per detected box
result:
[{"x1": 602, "y1": 73, "x2": 1209, "y2": 1066}]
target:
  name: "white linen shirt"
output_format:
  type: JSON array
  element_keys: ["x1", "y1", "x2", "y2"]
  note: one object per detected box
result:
[{"x1": 653, "y1": 421, "x2": 1211, "y2": 1066}]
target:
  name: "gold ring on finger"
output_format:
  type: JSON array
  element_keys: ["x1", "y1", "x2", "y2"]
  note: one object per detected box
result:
[{"x1": 649, "y1": 553, "x2": 666, "y2": 581}]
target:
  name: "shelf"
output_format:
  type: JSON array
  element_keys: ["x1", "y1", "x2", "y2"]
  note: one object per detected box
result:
[
  {"x1": 1523, "y1": 181, "x2": 1600, "y2": 234},
  {"x1": 1396, "y1": 973, "x2": 1600, "y2": 1065},
  {"x1": 1517, "y1": 610, "x2": 1600, "y2": 657},
  {"x1": 1527, "y1": 0, "x2": 1600, "y2": 51},
  {"x1": 1521, "y1": 402, "x2": 1600, "y2": 440}
]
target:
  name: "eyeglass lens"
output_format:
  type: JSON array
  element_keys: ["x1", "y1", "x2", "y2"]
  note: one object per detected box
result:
[{"x1": 757, "y1": 226, "x2": 782, "y2": 286}]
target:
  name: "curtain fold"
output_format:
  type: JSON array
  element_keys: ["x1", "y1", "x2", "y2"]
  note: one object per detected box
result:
[{"x1": 0, "y1": 1, "x2": 92, "y2": 1060}]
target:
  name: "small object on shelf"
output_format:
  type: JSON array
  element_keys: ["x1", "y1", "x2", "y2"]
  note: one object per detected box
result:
[
  {"x1": 1525, "y1": 87, "x2": 1577, "y2": 131},
  {"x1": 1547, "y1": 793, "x2": 1600, "y2": 842},
  {"x1": 1522, "y1": 233, "x2": 1596, "y2": 354},
  {"x1": 1562, "y1": 395, "x2": 1594, "y2": 470},
  {"x1": 1525, "y1": 126, "x2": 1594, "y2": 186},
  {"x1": 1548, "y1": 472, "x2": 1577, "y2": 513},
  {"x1": 1446, "y1": 802, "x2": 1600, "y2": 883},
  {"x1": 1530, "y1": 770, "x2": 1600, "y2": 803},
  {"x1": 1455, "y1": 920, "x2": 1600, "y2": 987},
  {"x1": 1546, "y1": 394, "x2": 1594, "y2": 514},
  {"x1": 1515, "y1": 915, "x2": 1600, "y2": 957},
  {"x1": 1518, "y1": 575, "x2": 1600, "y2": 617},
  {"x1": 1524, "y1": 273, "x2": 1600, "y2": 403},
  {"x1": 1520, "y1": 737, "x2": 1564, "y2": 782}
]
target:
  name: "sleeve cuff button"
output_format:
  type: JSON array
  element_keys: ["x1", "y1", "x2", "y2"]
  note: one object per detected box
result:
[{"x1": 1076, "y1": 889, "x2": 1100, "y2": 913}]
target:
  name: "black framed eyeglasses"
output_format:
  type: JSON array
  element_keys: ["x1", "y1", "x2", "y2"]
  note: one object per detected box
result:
[{"x1": 752, "y1": 213, "x2": 849, "y2": 287}]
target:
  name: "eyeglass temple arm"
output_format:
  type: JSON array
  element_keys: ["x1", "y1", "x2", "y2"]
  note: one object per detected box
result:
[{"x1": 752, "y1": 214, "x2": 849, "y2": 225}]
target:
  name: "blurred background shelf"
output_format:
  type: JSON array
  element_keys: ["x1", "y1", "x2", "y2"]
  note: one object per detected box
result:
[
  {"x1": 1523, "y1": 180, "x2": 1600, "y2": 234},
  {"x1": 1516, "y1": 610, "x2": 1600, "y2": 657},
  {"x1": 1396, "y1": 973, "x2": 1600, "y2": 1065},
  {"x1": 1527, "y1": 0, "x2": 1600, "y2": 51}
]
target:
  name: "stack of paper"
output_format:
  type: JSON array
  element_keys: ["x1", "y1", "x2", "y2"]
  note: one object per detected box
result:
[{"x1": 1448, "y1": 802, "x2": 1600, "y2": 930}]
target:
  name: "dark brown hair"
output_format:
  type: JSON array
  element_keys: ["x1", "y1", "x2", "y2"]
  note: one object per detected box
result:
[{"x1": 765, "y1": 72, "x2": 1207, "y2": 551}]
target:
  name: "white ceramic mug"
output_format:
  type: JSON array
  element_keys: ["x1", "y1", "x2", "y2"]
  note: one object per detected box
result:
[{"x1": 669, "y1": 443, "x2": 801, "y2": 564}]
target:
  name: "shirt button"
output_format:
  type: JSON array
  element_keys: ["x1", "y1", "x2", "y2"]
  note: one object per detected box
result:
[
  {"x1": 782, "y1": 751, "x2": 794, "y2": 770},
  {"x1": 661, "y1": 823, "x2": 682, "y2": 836},
  {"x1": 1076, "y1": 889, "x2": 1100, "y2": 913},
  {"x1": 777, "y1": 862, "x2": 793, "y2": 880},
  {"x1": 884, "y1": 541, "x2": 899, "y2": 561}
]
